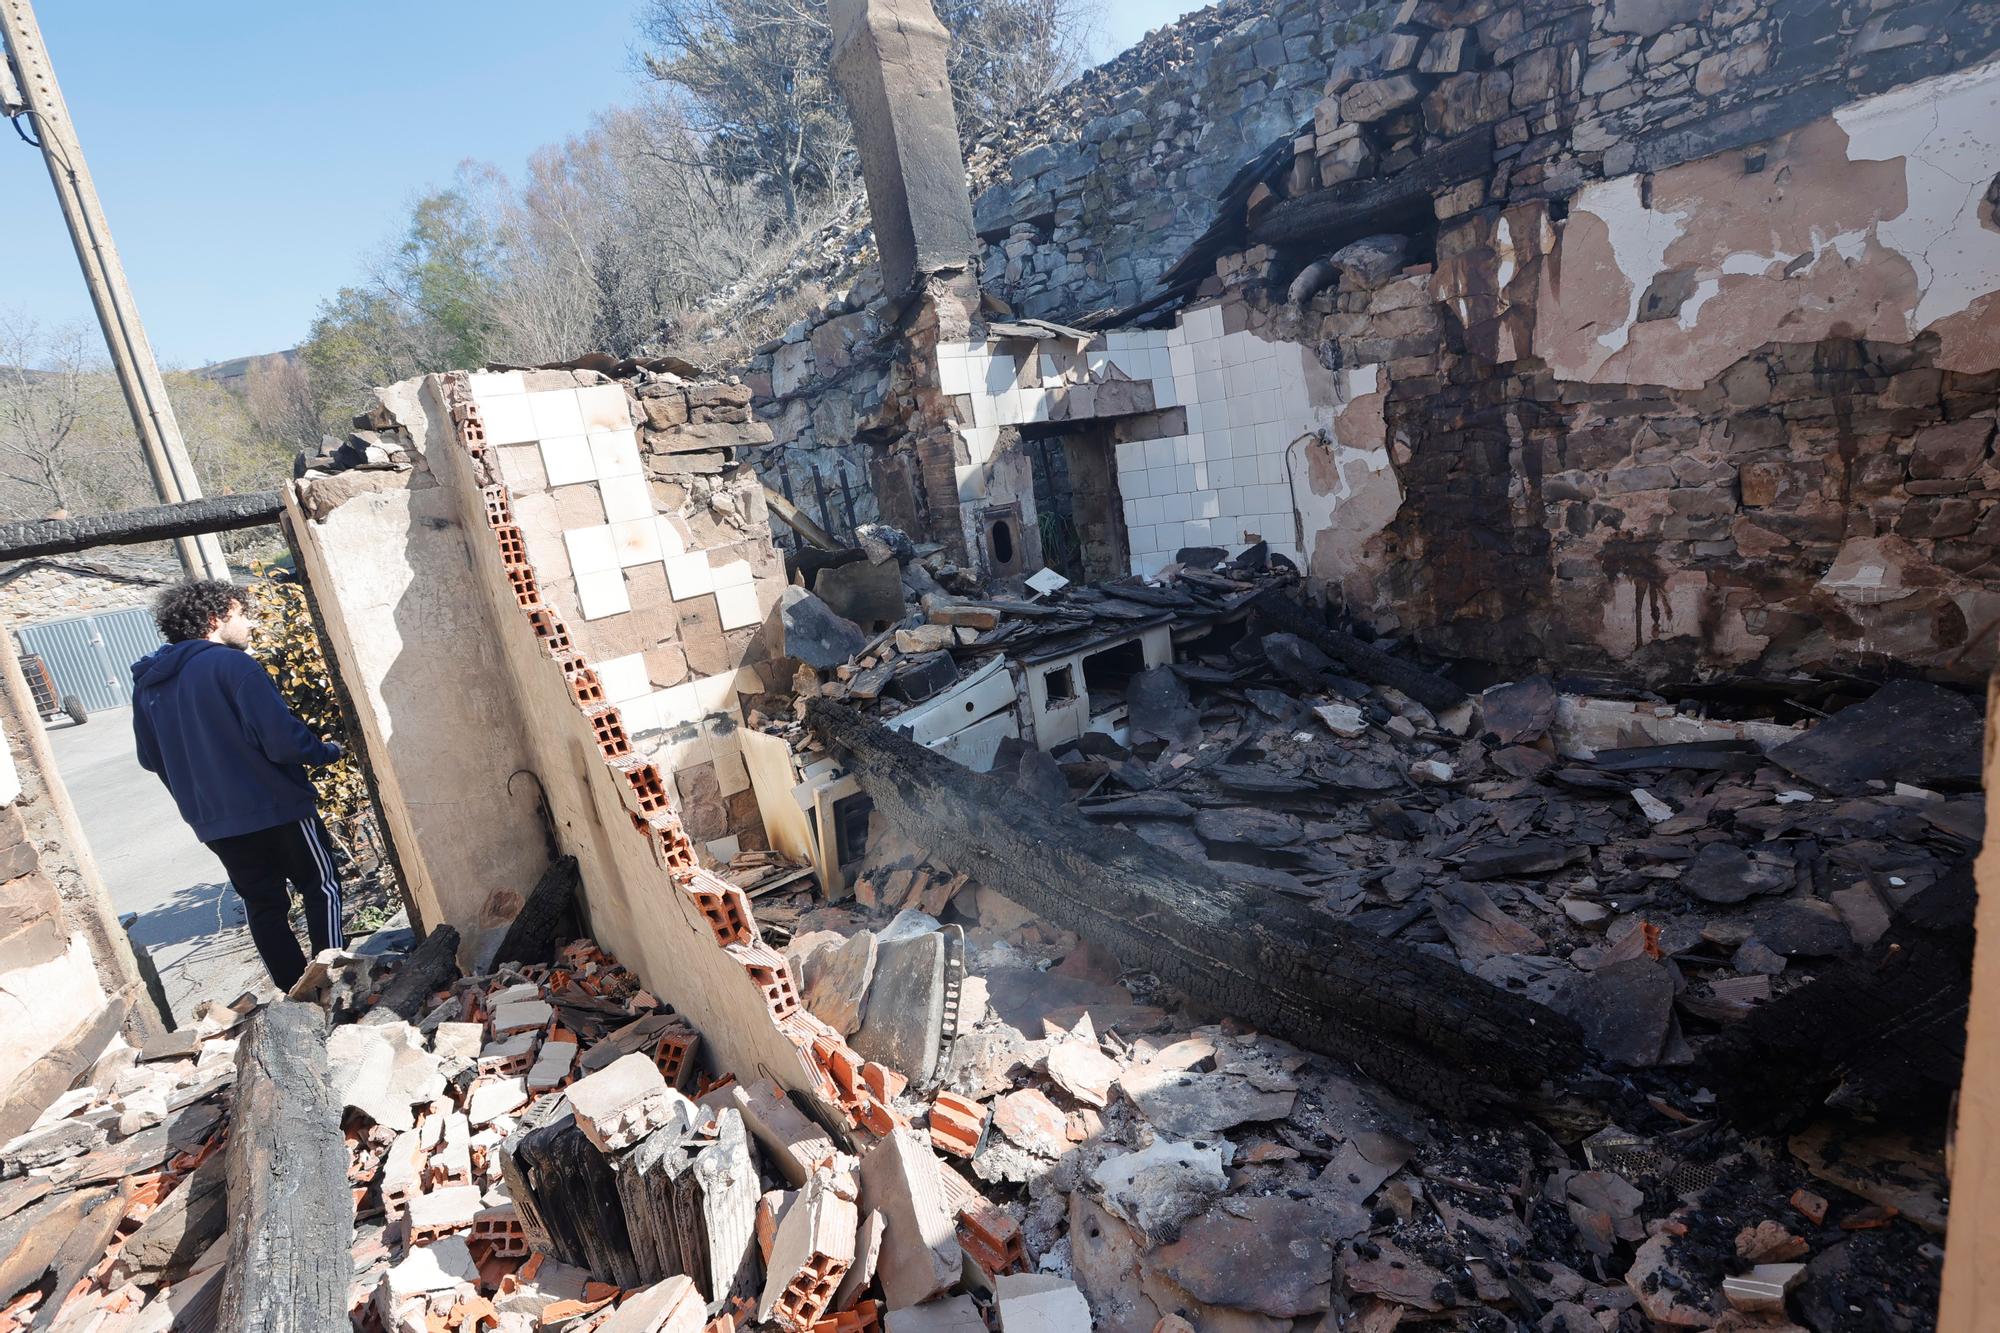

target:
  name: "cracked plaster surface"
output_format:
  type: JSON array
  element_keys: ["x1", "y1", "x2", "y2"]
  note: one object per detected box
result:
[{"x1": 1540, "y1": 57, "x2": 2000, "y2": 386}]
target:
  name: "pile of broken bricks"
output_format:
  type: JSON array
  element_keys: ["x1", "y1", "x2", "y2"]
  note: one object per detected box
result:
[
  {"x1": 328, "y1": 925, "x2": 1120, "y2": 1333},
  {"x1": 0, "y1": 998, "x2": 251, "y2": 1330}
]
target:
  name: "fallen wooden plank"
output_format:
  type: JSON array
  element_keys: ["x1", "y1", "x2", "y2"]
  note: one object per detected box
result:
[
  {"x1": 217, "y1": 1001, "x2": 352, "y2": 1332},
  {"x1": 804, "y1": 701, "x2": 1587, "y2": 1115}
]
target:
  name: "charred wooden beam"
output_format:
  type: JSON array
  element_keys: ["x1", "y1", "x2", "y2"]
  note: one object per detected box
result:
[
  {"x1": 1249, "y1": 590, "x2": 1467, "y2": 713},
  {"x1": 217, "y1": 1001, "x2": 351, "y2": 1332},
  {"x1": 491, "y1": 859, "x2": 582, "y2": 969},
  {"x1": 805, "y1": 700, "x2": 1588, "y2": 1115},
  {"x1": 0, "y1": 492, "x2": 283, "y2": 562},
  {"x1": 365, "y1": 924, "x2": 461, "y2": 1023},
  {"x1": 1248, "y1": 128, "x2": 1494, "y2": 254}
]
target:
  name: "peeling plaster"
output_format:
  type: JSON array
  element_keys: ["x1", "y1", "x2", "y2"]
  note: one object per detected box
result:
[
  {"x1": 1539, "y1": 57, "x2": 2000, "y2": 386},
  {"x1": 1289, "y1": 363, "x2": 1405, "y2": 606},
  {"x1": 1838, "y1": 59, "x2": 2000, "y2": 333},
  {"x1": 1589, "y1": 175, "x2": 1691, "y2": 358}
]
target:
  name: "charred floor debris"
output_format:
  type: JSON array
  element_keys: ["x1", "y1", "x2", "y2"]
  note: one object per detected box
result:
[{"x1": 6, "y1": 0, "x2": 2000, "y2": 1329}]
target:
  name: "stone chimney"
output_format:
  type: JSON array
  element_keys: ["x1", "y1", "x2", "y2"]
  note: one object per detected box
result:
[{"x1": 829, "y1": 0, "x2": 977, "y2": 297}]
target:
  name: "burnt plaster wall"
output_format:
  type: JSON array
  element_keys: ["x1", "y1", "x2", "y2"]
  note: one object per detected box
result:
[{"x1": 1248, "y1": 0, "x2": 2000, "y2": 682}]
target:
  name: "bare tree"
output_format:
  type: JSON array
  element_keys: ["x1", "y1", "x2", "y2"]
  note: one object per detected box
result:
[
  {"x1": 244, "y1": 358, "x2": 332, "y2": 458},
  {"x1": 0, "y1": 314, "x2": 126, "y2": 519},
  {"x1": 638, "y1": 0, "x2": 853, "y2": 226}
]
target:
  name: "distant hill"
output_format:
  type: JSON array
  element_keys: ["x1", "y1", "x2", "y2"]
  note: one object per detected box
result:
[{"x1": 192, "y1": 348, "x2": 298, "y2": 392}]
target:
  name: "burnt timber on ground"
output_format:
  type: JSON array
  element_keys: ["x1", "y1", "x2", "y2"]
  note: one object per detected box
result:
[
  {"x1": 0, "y1": 492, "x2": 284, "y2": 561},
  {"x1": 217, "y1": 1001, "x2": 352, "y2": 1332},
  {"x1": 805, "y1": 700, "x2": 1588, "y2": 1116},
  {"x1": 366, "y1": 924, "x2": 462, "y2": 1023},
  {"x1": 1248, "y1": 590, "x2": 1468, "y2": 714}
]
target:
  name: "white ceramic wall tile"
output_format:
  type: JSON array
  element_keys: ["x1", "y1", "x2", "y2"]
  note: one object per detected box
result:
[
  {"x1": 529, "y1": 389, "x2": 585, "y2": 439},
  {"x1": 665, "y1": 551, "x2": 714, "y2": 600},
  {"x1": 692, "y1": 671, "x2": 741, "y2": 715},
  {"x1": 982, "y1": 354, "x2": 1018, "y2": 395},
  {"x1": 540, "y1": 436, "x2": 596, "y2": 487},
  {"x1": 939, "y1": 357, "x2": 971, "y2": 395},
  {"x1": 592, "y1": 652, "x2": 648, "y2": 704},
  {"x1": 955, "y1": 463, "x2": 988, "y2": 502},
  {"x1": 468, "y1": 370, "x2": 526, "y2": 399},
  {"x1": 711, "y1": 558, "x2": 753, "y2": 589},
  {"x1": 478, "y1": 392, "x2": 537, "y2": 446},
  {"x1": 620, "y1": 691, "x2": 663, "y2": 734},
  {"x1": 1122, "y1": 468, "x2": 1149, "y2": 499},
  {"x1": 715, "y1": 582, "x2": 762, "y2": 630},
  {"x1": 659, "y1": 682, "x2": 701, "y2": 727},
  {"x1": 589, "y1": 428, "x2": 642, "y2": 479},
  {"x1": 564, "y1": 525, "x2": 619, "y2": 576},
  {"x1": 1114, "y1": 441, "x2": 1144, "y2": 472},
  {"x1": 1143, "y1": 438, "x2": 1174, "y2": 470},
  {"x1": 655, "y1": 517, "x2": 687, "y2": 559},
  {"x1": 577, "y1": 384, "x2": 630, "y2": 433},
  {"x1": 576, "y1": 569, "x2": 631, "y2": 621},
  {"x1": 612, "y1": 518, "x2": 662, "y2": 566},
  {"x1": 600, "y1": 475, "x2": 653, "y2": 524}
]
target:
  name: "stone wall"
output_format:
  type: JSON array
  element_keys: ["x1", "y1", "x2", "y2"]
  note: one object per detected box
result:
[
  {"x1": 966, "y1": 0, "x2": 1396, "y2": 319},
  {"x1": 0, "y1": 555, "x2": 179, "y2": 630}
]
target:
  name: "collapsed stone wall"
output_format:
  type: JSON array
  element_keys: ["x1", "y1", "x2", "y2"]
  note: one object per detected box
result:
[{"x1": 744, "y1": 0, "x2": 1401, "y2": 546}]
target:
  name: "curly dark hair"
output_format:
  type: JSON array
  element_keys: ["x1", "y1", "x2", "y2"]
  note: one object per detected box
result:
[{"x1": 154, "y1": 579, "x2": 244, "y2": 643}]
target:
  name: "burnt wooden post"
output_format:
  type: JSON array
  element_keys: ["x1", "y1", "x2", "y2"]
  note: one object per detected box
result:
[{"x1": 217, "y1": 1001, "x2": 351, "y2": 1332}]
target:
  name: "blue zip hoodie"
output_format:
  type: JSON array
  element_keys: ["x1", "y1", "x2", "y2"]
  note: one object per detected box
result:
[{"x1": 131, "y1": 640, "x2": 342, "y2": 842}]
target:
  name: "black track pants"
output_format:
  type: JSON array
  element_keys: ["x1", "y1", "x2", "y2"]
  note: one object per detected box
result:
[{"x1": 203, "y1": 816, "x2": 344, "y2": 991}]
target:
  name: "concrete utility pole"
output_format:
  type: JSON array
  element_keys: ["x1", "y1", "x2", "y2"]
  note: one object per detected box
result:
[{"x1": 0, "y1": 0, "x2": 231, "y2": 581}]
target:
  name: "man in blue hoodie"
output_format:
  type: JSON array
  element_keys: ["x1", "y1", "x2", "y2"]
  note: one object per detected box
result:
[{"x1": 132, "y1": 579, "x2": 346, "y2": 991}]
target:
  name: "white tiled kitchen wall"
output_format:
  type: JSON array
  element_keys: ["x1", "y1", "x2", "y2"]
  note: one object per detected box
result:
[
  {"x1": 469, "y1": 372, "x2": 766, "y2": 805},
  {"x1": 936, "y1": 303, "x2": 1326, "y2": 577}
]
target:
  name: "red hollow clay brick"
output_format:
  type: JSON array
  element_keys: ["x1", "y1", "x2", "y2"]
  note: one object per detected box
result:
[
  {"x1": 928, "y1": 1092, "x2": 985, "y2": 1160},
  {"x1": 481, "y1": 485, "x2": 512, "y2": 527}
]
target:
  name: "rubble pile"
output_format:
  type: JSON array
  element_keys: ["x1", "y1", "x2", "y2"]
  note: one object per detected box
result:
[
  {"x1": 0, "y1": 999, "x2": 250, "y2": 1330},
  {"x1": 328, "y1": 925, "x2": 1111, "y2": 1333},
  {"x1": 751, "y1": 542, "x2": 1973, "y2": 1329}
]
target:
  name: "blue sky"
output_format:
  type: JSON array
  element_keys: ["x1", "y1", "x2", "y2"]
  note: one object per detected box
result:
[{"x1": 2, "y1": 0, "x2": 1202, "y2": 368}]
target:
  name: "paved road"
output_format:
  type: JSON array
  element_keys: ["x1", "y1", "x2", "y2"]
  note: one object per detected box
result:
[{"x1": 45, "y1": 705, "x2": 269, "y2": 1024}]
